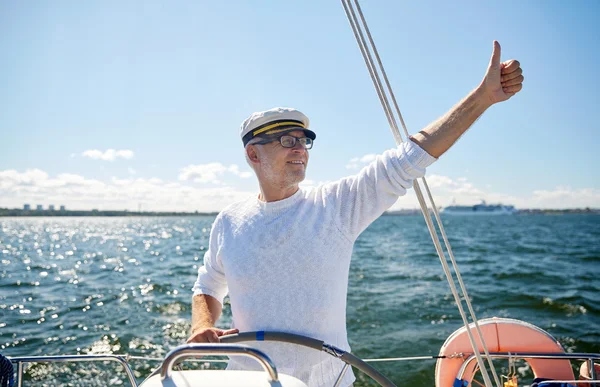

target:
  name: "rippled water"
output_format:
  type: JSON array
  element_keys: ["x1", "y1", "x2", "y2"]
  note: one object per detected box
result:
[{"x1": 1, "y1": 215, "x2": 599, "y2": 386}]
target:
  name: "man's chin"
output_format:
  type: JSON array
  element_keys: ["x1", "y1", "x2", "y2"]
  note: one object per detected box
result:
[{"x1": 288, "y1": 171, "x2": 306, "y2": 185}]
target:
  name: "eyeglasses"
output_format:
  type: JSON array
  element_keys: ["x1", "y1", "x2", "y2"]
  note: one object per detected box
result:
[{"x1": 253, "y1": 135, "x2": 314, "y2": 150}]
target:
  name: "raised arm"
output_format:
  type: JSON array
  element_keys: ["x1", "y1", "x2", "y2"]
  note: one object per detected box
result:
[{"x1": 411, "y1": 41, "x2": 523, "y2": 158}]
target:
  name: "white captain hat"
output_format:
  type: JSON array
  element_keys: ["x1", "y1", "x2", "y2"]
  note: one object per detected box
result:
[{"x1": 240, "y1": 107, "x2": 316, "y2": 146}]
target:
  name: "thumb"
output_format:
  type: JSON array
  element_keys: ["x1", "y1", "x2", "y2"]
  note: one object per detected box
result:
[
  {"x1": 488, "y1": 40, "x2": 501, "y2": 69},
  {"x1": 221, "y1": 328, "x2": 239, "y2": 336}
]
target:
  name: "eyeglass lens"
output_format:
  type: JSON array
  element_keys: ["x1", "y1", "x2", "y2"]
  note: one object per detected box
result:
[{"x1": 281, "y1": 136, "x2": 313, "y2": 149}]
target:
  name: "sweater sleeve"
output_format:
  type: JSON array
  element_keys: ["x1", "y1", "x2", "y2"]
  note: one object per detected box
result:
[
  {"x1": 323, "y1": 140, "x2": 436, "y2": 240},
  {"x1": 192, "y1": 215, "x2": 229, "y2": 305}
]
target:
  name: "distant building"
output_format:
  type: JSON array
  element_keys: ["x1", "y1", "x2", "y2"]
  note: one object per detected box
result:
[
  {"x1": 60, "y1": 205, "x2": 66, "y2": 211},
  {"x1": 24, "y1": 204, "x2": 31, "y2": 211},
  {"x1": 36, "y1": 205, "x2": 43, "y2": 211},
  {"x1": 49, "y1": 205, "x2": 55, "y2": 211}
]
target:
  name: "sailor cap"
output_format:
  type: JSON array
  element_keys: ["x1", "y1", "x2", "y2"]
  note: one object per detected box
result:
[{"x1": 240, "y1": 107, "x2": 316, "y2": 146}]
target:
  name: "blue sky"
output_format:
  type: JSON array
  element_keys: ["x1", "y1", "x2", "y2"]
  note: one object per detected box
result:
[{"x1": 1, "y1": 1, "x2": 598, "y2": 211}]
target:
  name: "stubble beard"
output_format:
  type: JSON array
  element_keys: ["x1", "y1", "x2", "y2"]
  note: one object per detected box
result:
[{"x1": 261, "y1": 160, "x2": 306, "y2": 190}]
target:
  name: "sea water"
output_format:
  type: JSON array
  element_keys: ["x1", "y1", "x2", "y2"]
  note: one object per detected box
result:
[{"x1": 1, "y1": 215, "x2": 598, "y2": 385}]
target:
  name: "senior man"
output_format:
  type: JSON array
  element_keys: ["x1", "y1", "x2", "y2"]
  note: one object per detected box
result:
[{"x1": 189, "y1": 41, "x2": 523, "y2": 387}]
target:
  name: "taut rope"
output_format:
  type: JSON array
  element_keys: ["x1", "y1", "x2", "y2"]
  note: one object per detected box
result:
[{"x1": 340, "y1": 1, "x2": 501, "y2": 386}]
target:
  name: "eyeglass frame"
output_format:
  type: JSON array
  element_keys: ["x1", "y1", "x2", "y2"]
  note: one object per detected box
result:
[{"x1": 251, "y1": 135, "x2": 314, "y2": 150}]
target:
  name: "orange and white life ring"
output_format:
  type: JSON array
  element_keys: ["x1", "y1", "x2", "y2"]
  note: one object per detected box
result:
[
  {"x1": 579, "y1": 360, "x2": 600, "y2": 383},
  {"x1": 435, "y1": 317, "x2": 574, "y2": 387}
]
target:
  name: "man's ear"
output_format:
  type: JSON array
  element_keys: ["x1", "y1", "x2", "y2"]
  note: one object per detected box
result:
[{"x1": 246, "y1": 145, "x2": 259, "y2": 163}]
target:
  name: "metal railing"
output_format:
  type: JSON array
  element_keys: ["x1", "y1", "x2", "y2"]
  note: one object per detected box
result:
[
  {"x1": 8, "y1": 354, "x2": 138, "y2": 387},
  {"x1": 457, "y1": 352, "x2": 600, "y2": 385},
  {"x1": 7, "y1": 350, "x2": 599, "y2": 386},
  {"x1": 160, "y1": 344, "x2": 278, "y2": 382}
]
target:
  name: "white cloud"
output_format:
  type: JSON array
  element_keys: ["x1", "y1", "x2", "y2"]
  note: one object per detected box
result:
[
  {"x1": 82, "y1": 149, "x2": 134, "y2": 161},
  {"x1": 228, "y1": 164, "x2": 253, "y2": 179},
  {"x1": 1, "y1": 168, "x2": 598, "y2": 212},
  {"x1": 0, "y1": 169, "x2": 49, "y2": 187},
  {"x1": 179, "y1": 163, "x2": 227, "y2": 184},
  {"x1": 346, "y1": 154, "x2": 378, "y2": 170},
  {"x1": 0, "y1": 169, "x2": 254, "y2": 212},
  {"x1": 387, "y1": 176, "x2": 600, "y2": 211},
  {"x1": 57, "y1": 173, "x2": 103, "y2": 187},
  {"x1": 179, "y1": 163, "x2": 253, "y2": 184},
  {"x1": 424, "y1": 174, "x2": 455, "y2": 189},
  {"x1": 531, "y1": 186, "x2": 600, "y2": 209},
  {"x1": 111, "y1": 177, "x2": 131, "y2": 186}
]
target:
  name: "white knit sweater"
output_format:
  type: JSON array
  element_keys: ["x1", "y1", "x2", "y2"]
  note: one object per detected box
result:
[{"x1": 192, "y1": 140, "x2": 436, "y2": 387}]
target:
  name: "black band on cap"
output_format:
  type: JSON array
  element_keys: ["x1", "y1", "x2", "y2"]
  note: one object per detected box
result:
[{"x1": 242, "y1": 119, "x2": 306, "y2": 146}]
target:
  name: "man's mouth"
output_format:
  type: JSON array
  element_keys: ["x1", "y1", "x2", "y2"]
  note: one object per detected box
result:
[{"x1": 287, "y1": 160, "x2": 305, "y2": 165}]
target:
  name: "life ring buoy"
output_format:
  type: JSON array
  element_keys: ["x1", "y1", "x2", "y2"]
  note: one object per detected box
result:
[
  {"x1": 435, "y1": 317, "x2": 574, "y2": 387},
  {"x1": 579, "y1": 360, "x2": 600, "y2": 385}
]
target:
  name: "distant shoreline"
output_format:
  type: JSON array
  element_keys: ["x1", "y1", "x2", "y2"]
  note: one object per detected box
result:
[
  {"x1": 0, "y1": 208, "x2": 218, "y2": 217},
  {"x1": 383, "y1": 208, "x2": 600, "y2": 216},
  {"x1": 1, "y1": 207, "x2": 598, "y2": 217}
]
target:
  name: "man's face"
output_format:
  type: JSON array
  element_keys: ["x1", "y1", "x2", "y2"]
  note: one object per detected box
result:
[{"x1": 252, "y1": 130, "x2": 310, "y2": 188}]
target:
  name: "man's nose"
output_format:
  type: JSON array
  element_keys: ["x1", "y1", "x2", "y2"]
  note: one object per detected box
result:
[{"x1": 291, "y1": 141, "x2": 306, "y2": 152}]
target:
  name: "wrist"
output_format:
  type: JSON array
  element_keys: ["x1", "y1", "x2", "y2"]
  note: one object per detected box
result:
[{"x1": 473, "y1": 83, "x2": 494, "y2": 111}]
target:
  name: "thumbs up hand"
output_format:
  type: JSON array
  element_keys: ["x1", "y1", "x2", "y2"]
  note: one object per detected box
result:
[{"x1": 482, "y1": 41, "x2": 523, "y2": 104}]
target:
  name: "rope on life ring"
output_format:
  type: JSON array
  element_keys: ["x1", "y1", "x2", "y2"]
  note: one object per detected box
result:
[{"x1": 435, "y1": 317, "x2": 574, "y2": 387}]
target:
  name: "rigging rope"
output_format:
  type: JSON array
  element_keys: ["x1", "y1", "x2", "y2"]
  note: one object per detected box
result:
[{"x1": 340, "y1": 1, "x2": 501, "y2": 386}]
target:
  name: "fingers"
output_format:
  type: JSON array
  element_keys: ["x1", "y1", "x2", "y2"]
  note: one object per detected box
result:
[
  {"x1": 501, "y1": 67, "x2": 522, "y2": 82},
  {"x1": 483, "y1": 41, "x2": 523, "y2": 101},
  {"x1": 187, "y1": 328, "x2": 221, "y2": 343},
  {"x1": 502, "y1": 74, "x2": 524, "y2": 87},
  {"x1": 187, "y1": 332, "x2": 203, "y2": 343},
  {"x1": 502, "y1": 84, "x2": 522, "y2": 94},
  {"x1": 500, "y1": 59, "x2": 523, "y2": 96},
  {"x1": 207, "y1": 330, "x2": 220, "y2": 343},
  {"x1": 186, "y1": 331, "x2": 201, "y2": 343},
  {"x1": 186, "y1": 328, "x2": 239, "y2": 345},
  {"x1": 501, "y1": 59, "x2": 520, "y2": 73}
]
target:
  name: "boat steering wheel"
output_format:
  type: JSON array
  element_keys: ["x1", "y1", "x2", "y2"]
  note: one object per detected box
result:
[{"x1": 219, "y1": 331, "x2": 396, "y2": 387}]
